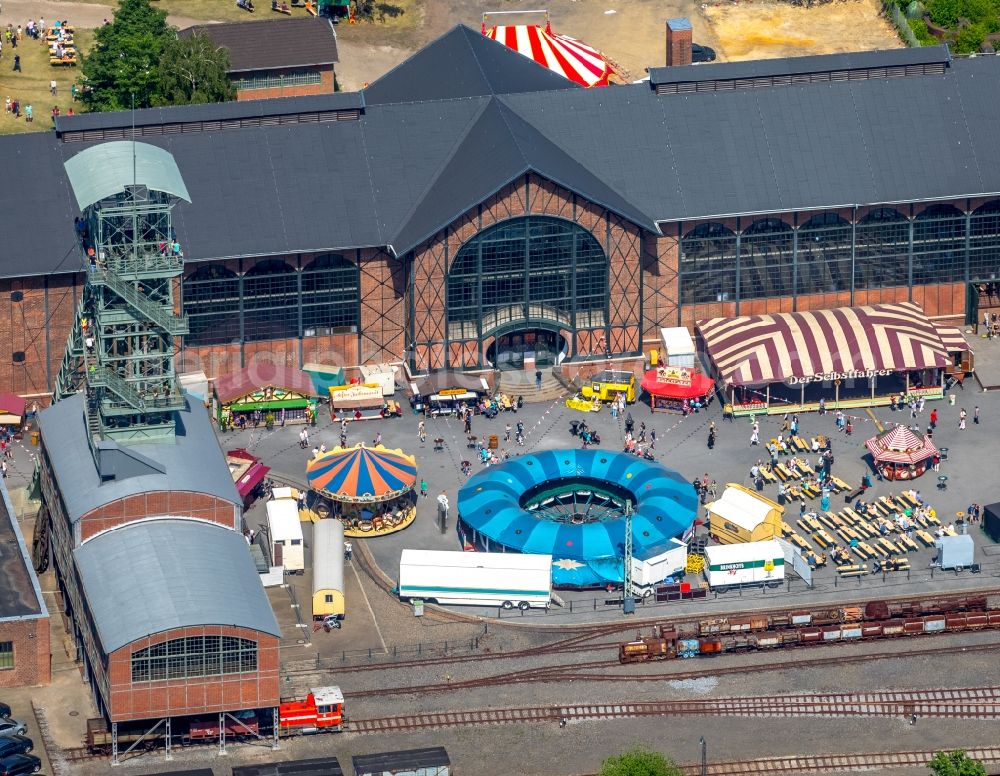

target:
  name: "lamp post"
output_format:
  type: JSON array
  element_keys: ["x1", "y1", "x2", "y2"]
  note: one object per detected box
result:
[{"x1": 699, "y1": 736, "x2": 707, "y2": 776}]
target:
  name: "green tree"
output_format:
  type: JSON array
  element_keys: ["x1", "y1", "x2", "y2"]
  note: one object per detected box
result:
[
  {"x1": 953, "y1": 21, "x2": 988, "y2": 52},
  {"x1": 80, "y1": 0, "x2": 172, "y2": 111},
  {"x1": 155, "y1": 32, "x2": 235, "y2": 106},
  {"x1": 928, "y1": 751, "x2": 987, "y2": 776},
  {"x1": 599, "y1": 746, "x2": 683, "y2": 776}
]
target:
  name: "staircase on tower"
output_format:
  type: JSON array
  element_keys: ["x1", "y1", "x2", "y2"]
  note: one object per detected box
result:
[{"x1": 54, "y1": 141, "x2": 191, "y2": 459}]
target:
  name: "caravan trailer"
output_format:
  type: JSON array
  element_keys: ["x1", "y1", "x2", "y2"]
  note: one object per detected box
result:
[{"x1": 266, "y1": 497, "x2": 304, "y2": 574}]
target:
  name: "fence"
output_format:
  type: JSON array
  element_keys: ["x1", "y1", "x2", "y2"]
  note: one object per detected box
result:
[{"x1": 884, "y1": 0, "x2": 922, "y2": 48}]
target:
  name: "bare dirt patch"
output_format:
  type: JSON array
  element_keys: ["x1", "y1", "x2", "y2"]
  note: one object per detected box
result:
[{"x1": 703, "y1": 0, "x2": 902, "y2": 60}]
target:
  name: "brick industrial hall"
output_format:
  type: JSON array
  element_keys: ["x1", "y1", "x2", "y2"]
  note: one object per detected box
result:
[{"x1": 1, "y1": 28, "x2": 1000, "y2": 396}]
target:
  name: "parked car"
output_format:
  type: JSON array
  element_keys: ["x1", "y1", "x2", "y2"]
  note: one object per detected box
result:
[
  {"x1": 0, "y1": 721, "x2": 26, "y2": 739},
  {"x1": 0, "y1": 753, "x2": 41, "y2": 776},
  {"x1": 0, "y1": 738, "x2": 32, "y2": 760},
  {"x1": 0, "y1": 706, "x2": 9, "y2": 720},
  {"x1": 692, "y1": 43, "x2": 717, "y2": 63}
]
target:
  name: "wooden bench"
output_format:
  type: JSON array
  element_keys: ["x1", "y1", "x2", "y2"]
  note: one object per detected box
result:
[
  {"x1": 813, "y1": 530, "x2": 835, "y2": 549},
  {"x1": 897, "y1": 491, "x2": 919, "y2": 509},
  {"x1": 855, "y1": 542, "x2": 879, "y2": 560},
  {"x1": 789, "y1": 533, "x2": 812, "y2": 552},
  {"x1": 838, "y1": 564, "x2": 868, "y2": 576},
  {"x1": 50, "y1": 55, "x2": 77, "y2": 66},
  {"x1": 817, "y1": 512, "x2": 838, "y2": 531},
  {"x1": 801, "y1": 482, "x2": 821, "y2": 499},
  {"x1": 899, "y1": 534, "x2": 920, "y2": 552},
  {"x1": 794, "y1": 461, "x2": 815, "y2": 477},
  {"x1": 775, "y1": 464, "x2": 795, "y2": 482},
  {"x1": 915, "y1": 529, "x2": 935, "y2": 547},
  {"x1": 805, "y1": 550, "x2": 826, "y2": 567},
  {"x1": 831, "y1": 476, "x2": 852, "y2": 492},
  {"x1": 878, "y1": 538, "x2": 902, "y2": 556},
  {"x1": 792, "y1": 436, "x2": 809, "y2": 452},
  {"x1": 856, "y1": 521, "x2": 879, "y2": 539}
]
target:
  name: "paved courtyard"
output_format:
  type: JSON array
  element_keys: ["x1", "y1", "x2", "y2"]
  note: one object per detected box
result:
[{"x1": 221, "y1": 370, "x2": 1000, "y2": 625}]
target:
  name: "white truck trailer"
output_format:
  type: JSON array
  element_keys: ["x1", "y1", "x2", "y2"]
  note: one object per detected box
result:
[
  {"x1": 704, "y1": 540, "x2": 784, "y2": 591},
  {"x1": 398, "y1": 549, "x2": 552, "y2": 610},
  {"x1": 633, "y1": 538, "x2": 688, "y2": 596},
  {"x1": 266, "y1": 497, "x2": 304, "y2": 574}
]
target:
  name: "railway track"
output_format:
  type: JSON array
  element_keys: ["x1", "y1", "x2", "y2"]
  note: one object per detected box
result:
[
  {"x1": 348, "y1": 686, "x2": 1000, "y2": 733},
  {"x1": 340, "y1": 639, "x2": 1000, "y2": 699},
  {"x1": 677, "y1": 747, "x2": 1000, "y2": 775}
]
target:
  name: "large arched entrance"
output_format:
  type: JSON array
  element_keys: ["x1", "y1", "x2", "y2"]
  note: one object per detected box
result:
[
  {"x1": 486, "y1": 328, "x2": 567, "y2": 370},
  {"x1": 446, "y1": 216, "x2": 608, "y2": 366}
]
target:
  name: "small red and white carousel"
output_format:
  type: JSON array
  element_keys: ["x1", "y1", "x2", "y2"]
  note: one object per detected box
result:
[
  {"x1": 865, "y1": 424, "x2": 939, "y2": 481},
  {"x1": 483, "y1": 11, "x2": 617, "y2": 88}
]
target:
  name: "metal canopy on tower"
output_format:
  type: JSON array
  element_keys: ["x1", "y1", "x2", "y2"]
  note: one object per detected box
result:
[{"x1": 56, "y1": 141, "x2": 191, "y2": 453}]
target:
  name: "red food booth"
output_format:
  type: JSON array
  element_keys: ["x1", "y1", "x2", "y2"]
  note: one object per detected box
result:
[{"x1": 641, "y1": 365, "x2": 716, "y2": 414}]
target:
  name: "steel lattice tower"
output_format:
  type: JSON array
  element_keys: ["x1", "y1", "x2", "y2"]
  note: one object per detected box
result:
[{"x1": 55, "y1": 142, "x2": 191, "y2": 450}]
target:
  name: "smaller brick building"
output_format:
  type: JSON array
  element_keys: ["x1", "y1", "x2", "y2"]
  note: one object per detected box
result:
[
  {"x1": 183, "y1": 18, "x2": 339, "y2": 101},
  {"x1": 0, "y1": 479, "x2": 51, "y2": 688}
]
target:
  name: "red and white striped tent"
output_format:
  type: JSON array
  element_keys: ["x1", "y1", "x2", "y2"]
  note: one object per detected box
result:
[
  {"x1": 865, "y1": 424, "x2": 938, "y2": 465},
  {"x1": 483, "y1": 20, "x2": 616, "y2": 88}
]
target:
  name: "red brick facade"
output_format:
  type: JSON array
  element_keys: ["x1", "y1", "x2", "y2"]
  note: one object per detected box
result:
[
  {"x1": 0, "y1": 617, "x2": 51, "y2": 688},
  {"x1": 79, "y1": 492, "x2": 240, "y2": 543},
  {"x1": 105, "y1": 627, "x2": 279, "y2": 723},
  {"x1": 235, "y1": 66, "x2": 335, "y2": 102}
]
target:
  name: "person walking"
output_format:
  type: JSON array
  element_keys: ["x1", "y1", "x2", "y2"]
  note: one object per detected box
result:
[
  {"x1": 344, "y1": 540, "x2": 353, "y2": 561},
  {"x1": 750, "y1": 426, "x2": 759, "y2": 446},
  {"x1": 420, "y1": 479, "x2": 428, "y2": 497},
  {"x1": 845, "y1": 417, "x2": 853, "y2": 436},
  {"x1": 959, "y1": 408, "x2": 967, "y2": 430},
  {"x1": 49, "y1": 79, "x2": 57, "y2": 96},
  {"x1": 12, "y1": 54, "x2": 20, "y2": 72},
  {"x1": 418, "y1": 420, "x2": 426, "y2": 443},
  {"x1": 535, "y1": 369, "x2": 542, "y2": 390},
  {"x1": 974, "y1": 405, "x2": 980, "y2": 425},
  {"x1": 504, "y1": 422, "x2": 511, "y2": 443},
  {"x1": 929, "y1": 408, "x2": 938, "y2": 429}
]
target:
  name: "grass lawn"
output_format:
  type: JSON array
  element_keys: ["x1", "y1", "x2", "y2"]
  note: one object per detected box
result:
[{"x1": 0, "y1": 29, "x2": 94, "y2": 135}]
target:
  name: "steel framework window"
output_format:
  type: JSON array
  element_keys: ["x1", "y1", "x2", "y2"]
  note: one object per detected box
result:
[
  {"x1": 796, "y1": 213, "x2": 853, "y2": 294},
  {"x1": 679, "y1": 223, "x2": 738, "y2": 304},
  {"x1": 243, "y1": 259, "x2": 298, "y2": 343},
  {"x1": 235, "y1": 69, "x2": 323, "y2": 91},
  {"x1": 912, "y1": 205, "x2": 966, "y2": 285},
  {"x1": 301, "y1": 254, "x2": 360, "y2": 336},
  {"x1": 740, "y1": 219, "x2": 795, "y2": 299},
  {"x1": 131, "y1": 635, "x2": 257, "y2": 682},
  {"x1": 970, "y1": 200, "x2": 1000, "y2": 281},
  {"x1": 0, "y1": 641, "x2": 12, "y2": 670},
  {"x1": 446, "y1": 217, "x2": 607, "y2": 340},
  {"x1": 183, "y1": 264, "x2": 240, "y2": 346},
  {"x1": 855, "y1": 208, "x2": 910, "y2": 289}
]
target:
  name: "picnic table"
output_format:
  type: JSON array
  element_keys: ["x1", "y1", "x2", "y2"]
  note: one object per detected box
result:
[
  {"x1": 897, "y1": 491, "x2": 919, "y2": 509},
  {"x1": 854, "y1": 542, "x2": 879, "y2": 560},
  {"x1": 915, "y1": 529, "x2": 935, "y2": 547},
  {"x1": 789, "y1": 533, "x2": 812, "y2": 552},
  {"x1": 855, "y1": 521, "x2": 879, "y2": 539},
  {"x1": 813, "y1": 530, "x2": 835, "y2": 549},
  {"x1": 780, "y1": 521, "x2": 794, "y2": 537},
  {"x1": 50, "y1": 54, "x2": 77, "y2": 66},
  {"x1": 791, "y1": 436, "x2": 809, "y2": 452},
  {"x1": 878, "y1": 538, "x2": 902, "y2": 556},
  {"x1": 899, "y1": 534, "x2": 920, "y2": 552},
  {"x1": 775, "y1": 464, "x2": 795, "y2": 481},
  {"x1": 831, "y1": 476, "x2": 852, "y2": 492},
  {"x1": 838, "y1": 564, "x2": 868, "y2": 576},
  {"x1": 817, "y1": 512, "x2": 839, "y2": 531},
  {"x1": 759, "y1": 467, "x2": 778, "y2": 484},
  {"x1": 798, "y1": 516, "x2": 822, "y2": 533},
  {"x1": 794, "y1": 460, "x2": 815, "y2": 477}
]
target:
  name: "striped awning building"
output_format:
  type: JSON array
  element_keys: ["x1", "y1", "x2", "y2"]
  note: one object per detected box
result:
[
  {"x1": 697, "y1": 303, "x2": 951, "y2": 387},
  {"x1": 933, "y1": 322, "x2": 972, "y2": 353}
]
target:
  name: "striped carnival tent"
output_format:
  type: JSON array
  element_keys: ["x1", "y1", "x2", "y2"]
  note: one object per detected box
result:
[
  {"x1": 306, "y1": 444, "x2": 417, "y2": 503},
  {"x1": 697, "y1": 302, "x2": 950, "y2": 387},
  {"x1": 483, "y1": 20, "x2": 616, "y2": 87},
  {"x1": 865, "y1": 424, "x2": 938, "y2": 480}
]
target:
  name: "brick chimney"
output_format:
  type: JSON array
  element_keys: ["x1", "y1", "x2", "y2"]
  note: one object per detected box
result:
[{"x1": 666, "y1": 18, "x2": 693, "y2": 67}]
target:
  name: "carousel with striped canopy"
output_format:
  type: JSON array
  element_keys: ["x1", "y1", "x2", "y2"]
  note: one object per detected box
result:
[
  {"x1": 865, "y1": 424, "x2": 939, "y2": 481},
  {"x1": 306, "y1": 444, "x2": 419, "y2": 536}
]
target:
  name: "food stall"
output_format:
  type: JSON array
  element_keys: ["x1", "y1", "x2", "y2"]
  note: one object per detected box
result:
[
  {"x1": 303, "y1": 363, "x2": 345, "y2": 395},
  {"x1": 580, "y1": 370, "x2": 636, "y2": 404},
  {"x1": 214, "y1": 361, "x2": 318, "y2": 429},
  {"x1": 410, "y1": 371, "x2": 490, "y2": 416},
  {"x1": 641, "y1": 365, "x2": 716, "y2": 414},
  {"x1": 0, "y1": 393, "x2": 26, "y2": 432},
  {"x1": 865, "y1": 424, "x2": 938, "y2": 481},
  {"x1": 329, "y1": 383, "x2": 386, "y2": 421},
  {"x1": 226, "y1": 448, "x2": 271, "y2": 509},
  {"x1": 306, "y1": 444, "x2": 418, "y2": 537}
]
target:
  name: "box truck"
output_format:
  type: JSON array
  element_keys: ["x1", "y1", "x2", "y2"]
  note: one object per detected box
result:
[
  {"x1": 704, "y1": 540, "x2": 784, "y2": 591},
  {"x1": 398, "y1": 550, "x2": 552, "y2": 610},
  {"x1": 266, "y1": 497, "x2": 304, "y2": 574}
]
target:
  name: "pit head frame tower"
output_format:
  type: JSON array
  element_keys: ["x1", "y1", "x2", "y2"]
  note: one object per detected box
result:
[{"x1": 55, "y1": 141, "x2": 191, "y2": 450}]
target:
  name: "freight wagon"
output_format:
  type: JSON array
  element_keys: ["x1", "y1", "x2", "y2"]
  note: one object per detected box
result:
[
  {"x1": 703, "y1": 540, "x2": 784, "y2": 591},
  {"x1": 619, "y1": 609, "x2": 1000, "y2": 663}
]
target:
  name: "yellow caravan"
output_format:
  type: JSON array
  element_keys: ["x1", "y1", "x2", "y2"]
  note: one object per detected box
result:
[
  {"x1": 707, "y1": 484, "x2": 784, "y2": 545},
  {"x1": 580, "y1": 370, "x2": 636, "y2": 404}
]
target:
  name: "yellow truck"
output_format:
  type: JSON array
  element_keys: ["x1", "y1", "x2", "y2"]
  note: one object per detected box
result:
[{"x1": 580, "y1": 370, "x2": 636, "y2": 404}]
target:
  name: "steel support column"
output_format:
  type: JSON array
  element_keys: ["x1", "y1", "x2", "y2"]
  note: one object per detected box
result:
[
  {"x1": 165, "y1": 717, "x2": 172, "y2": 761},
  {"x1": 272, "y1": 707, "x2": 280, "y2": 750},
  {"x1": 218, "y1": 712, "x2": 227, "y2": 756}
]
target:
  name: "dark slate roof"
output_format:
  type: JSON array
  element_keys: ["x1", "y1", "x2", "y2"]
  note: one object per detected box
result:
[
  {"x1": 0, "y1": 479, "x2": 46, "y2": 621},
  {"x1": 649, "y1": 44, "x2": 951, "y2": 85},
  {"x1": 181, "y1": 18, "x2": 339, "y2": 72},
  {"x1": 4, "y1": 30, "x2": 1000, "y2": 277},
  {"x1": 74, "y1": 519, "x2": 281, "y2": 653},
  {"x1": 363, "y1": 23, "x2": 580, "y2": 104},
  {"x1": 352, "y1": 748, "x2": 450, "y2": 775},
  {"x1": 38, "y1": 393, "x2": 241, "y2": 522}
]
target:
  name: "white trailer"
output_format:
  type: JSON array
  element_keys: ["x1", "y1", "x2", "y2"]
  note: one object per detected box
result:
[
  {"x1": 632, "y1": 538, "x2": 687, "y2": 595},
  {"x1": 704, "y1": 540, "x2": 784, "y2": 591},
  {"x1": 398, "y1": 549, "x2": 552, "y2": 610},
  {"x1": 266, "y1": 497, "x2": 304, "y2": 574}
]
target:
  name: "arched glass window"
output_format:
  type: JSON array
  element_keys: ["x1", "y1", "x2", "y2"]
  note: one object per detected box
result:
[
  {"x1": 970, "y1": 200, "x2": 1000, "y2": 281},
  {"x1": 679, "y1": 222, "x2": 737, "y2": 304},
  {"x1": 797, "y1": 213, "x2": 852, "y2": 294},
  {"x1": 740, "y1": 219, "x2": 794, "y2": 299},
  {"x1": 301, "y1": 254, "x2": 360, "y2": 336},
  {"x1": 446, "y1": 217, "x2": 607, "y2": 340},
  {"x1": 183, "y1": 264, "x2": 240, "y2": 346},
  {"x1": 131, "y1": 635, "x2": 257, "y2": 683},
  {"x1": 855, "y1": 208, "x2": 909, "y2": 290},
  {"x1": 912, "y1": 204, "x2": 966, "y2": 285},
  {"x1": 243, "y1": 259, "x2": 298, "y2": 343}
]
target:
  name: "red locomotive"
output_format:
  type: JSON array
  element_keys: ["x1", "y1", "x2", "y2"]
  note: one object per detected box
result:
[
  {"x1": 620, "y1": 601, "x2": 1000, "y2": 663},
  {"x1": 87, "y1": 686, "x2": 344, "y2": 754}
]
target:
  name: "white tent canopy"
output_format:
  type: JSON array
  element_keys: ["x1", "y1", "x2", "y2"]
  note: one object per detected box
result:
[{"x1": 707, "y1": 486, "x2": 773, "y2": 532}]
